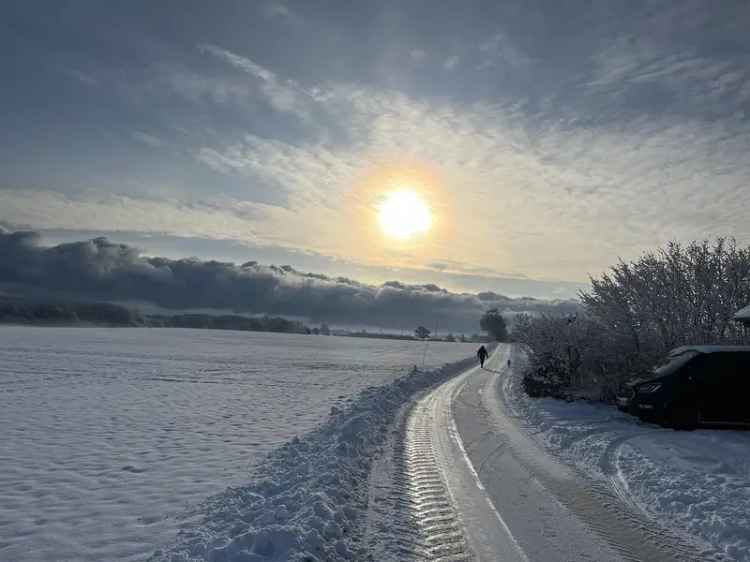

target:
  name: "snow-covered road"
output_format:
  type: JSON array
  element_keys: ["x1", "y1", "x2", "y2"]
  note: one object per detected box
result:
[
  {"x1": 376, "y1": 345, "x2": 705, "y2": 562},
  {"x1": 140, "y1": 339, "x2": 748, "y2": 561}
]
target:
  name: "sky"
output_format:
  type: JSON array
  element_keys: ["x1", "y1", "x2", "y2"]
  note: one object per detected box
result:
[{"x1": 2, "y1": 0, "x2": 750, "y2": 301}]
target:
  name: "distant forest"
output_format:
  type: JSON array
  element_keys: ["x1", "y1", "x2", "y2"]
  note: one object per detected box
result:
[{"x1": 0, "y1": 299, "x2": 308, "y2": 334}]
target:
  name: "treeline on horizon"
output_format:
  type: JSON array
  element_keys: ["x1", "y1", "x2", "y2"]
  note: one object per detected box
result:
[
  {"x1": 0, "y1": 299, "x2": 308, "y2": 334},
  {"x1": 0, "y1": 298, "x2": 496, "y2": 341}
]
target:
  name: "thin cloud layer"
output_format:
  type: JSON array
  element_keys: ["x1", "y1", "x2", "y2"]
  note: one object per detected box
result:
[{"x1": 1, "y1": 1, "x2": 749, "y2": 296}]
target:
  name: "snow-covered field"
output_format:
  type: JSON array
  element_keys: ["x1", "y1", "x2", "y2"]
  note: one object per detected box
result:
[
  {"x1": 505, "y1": 348, "x2": 750, "y2": 562},
  {"x1": 0, "y1": 326, "x2": 475, "y2": 562},
  {"x1": 9, "y1": 328, "x2": 745, "y2": 562}
]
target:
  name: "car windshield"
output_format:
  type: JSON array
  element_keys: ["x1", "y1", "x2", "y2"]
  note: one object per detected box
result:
[{"x1": 653, "y1": 351, "x2": 699, "y2": 376}]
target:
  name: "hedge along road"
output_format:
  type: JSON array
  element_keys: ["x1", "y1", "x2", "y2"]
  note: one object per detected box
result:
[{"x1": 392, "y1": 344, "x2": 703, "y2": 562}]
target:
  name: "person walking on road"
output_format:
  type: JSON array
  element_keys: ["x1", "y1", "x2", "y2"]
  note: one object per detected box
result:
[{"x1": 477, "y1": 345, "x2": 488, "y2": 368}]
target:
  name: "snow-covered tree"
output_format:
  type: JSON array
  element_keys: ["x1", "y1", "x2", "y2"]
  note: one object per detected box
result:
[
  {"x1": 480, "y1": 308, "x2": 508, "y2": 341},
  {"x1": 414, "y1": 326, "x2": 431, "y2": 339},
  {"x1": 514, "y1": 238, "x2": 750, "y2": 402}
]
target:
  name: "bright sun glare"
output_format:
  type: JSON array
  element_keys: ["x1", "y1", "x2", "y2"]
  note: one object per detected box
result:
[{"x1": 378, "y1": 190, "x2": 432, "y2": 240}]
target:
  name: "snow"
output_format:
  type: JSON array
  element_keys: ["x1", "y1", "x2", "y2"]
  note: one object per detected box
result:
[
  {"x1": 505, "y1": 351, "x2": 750, "y2": 562},
  {"x1": 150, "y1": 357, "x2": 476, "y2": 562},
  {"x1": 0, "y1": 326, "x2": 476, "y2": 562},
  {"x1": 12, "y1": 324, "x2": 746, "y2": 562}
]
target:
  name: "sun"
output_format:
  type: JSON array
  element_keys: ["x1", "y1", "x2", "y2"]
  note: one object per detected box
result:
[{"x1": 378, "y1": 190, "x2": 432, "y2": 239}]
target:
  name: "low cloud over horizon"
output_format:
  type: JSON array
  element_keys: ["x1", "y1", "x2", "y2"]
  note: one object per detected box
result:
[{"x1": 0, "y1": 229, "x2": 579, "y2": 333}]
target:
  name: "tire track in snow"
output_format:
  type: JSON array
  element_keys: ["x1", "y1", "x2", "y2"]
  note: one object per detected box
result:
[
  {"x1": 387, "y1": 401, "x2": 475, "y2": 561},
  {"x1": 494, "y1": 346, "x2": 706, "y2": 562},
  {"x1": 598, "y1": 432, "x2": 655, "y2": 513}
]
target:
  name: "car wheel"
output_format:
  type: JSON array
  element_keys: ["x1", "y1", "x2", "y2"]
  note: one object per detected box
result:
[{"x1": 667, "y1": 403, "x2": 699, "y2": 430}]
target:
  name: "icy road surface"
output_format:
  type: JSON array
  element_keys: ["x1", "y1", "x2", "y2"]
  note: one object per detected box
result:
[{"x1": 370, "y1": 345, "x2": 708, "y2": 562}]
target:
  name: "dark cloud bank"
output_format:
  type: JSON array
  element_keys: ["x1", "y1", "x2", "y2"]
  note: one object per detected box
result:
[{"x1": 0, "y1": 230, "x2": 579, "y2": 332}]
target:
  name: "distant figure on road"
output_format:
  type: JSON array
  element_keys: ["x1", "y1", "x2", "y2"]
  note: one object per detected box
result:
[
  {"x1": 477, "y1": 345, "x2": 488, "y2": 368},
  {"x1": 507, "y1": 359, "x2": 511, "y2": 368}
]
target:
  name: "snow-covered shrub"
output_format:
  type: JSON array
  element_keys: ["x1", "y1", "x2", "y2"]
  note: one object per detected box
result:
[
  {"x1": 514, "y1": 238, "x2": 750, "y2": 402},
  {"x1": 582, "y1": 238, "x2": 750, "y2": 350},
  {"x1": 520, "y1": 353, "x2": 571, "y2": 398},
  {"x1": 513, "y1": 313, "x2": 641, "y2": 401}
]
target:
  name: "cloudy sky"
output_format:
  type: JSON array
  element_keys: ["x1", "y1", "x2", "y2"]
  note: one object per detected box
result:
[{"x1": 2, "y1": 0, "x2": 749, "y2": 299}]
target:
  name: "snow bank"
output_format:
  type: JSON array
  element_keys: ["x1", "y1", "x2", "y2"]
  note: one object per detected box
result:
[
  {"x1": 506, "y1": 351, "x2": 750, "y2": 562},
  {"x1": 151, "y1": 356, "x2": 476, "y2": 562}
]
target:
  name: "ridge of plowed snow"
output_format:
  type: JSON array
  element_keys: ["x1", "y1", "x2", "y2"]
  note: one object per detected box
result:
[{"x1": 150, "y1": 356, "x2": 476, "y2": 562}]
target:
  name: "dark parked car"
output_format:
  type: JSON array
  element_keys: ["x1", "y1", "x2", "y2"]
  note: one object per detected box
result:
[{"x1": 623, "y1": 345, "x2": 750, "y2": 429}]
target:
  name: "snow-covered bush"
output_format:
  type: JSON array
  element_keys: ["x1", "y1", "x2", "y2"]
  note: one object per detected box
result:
[
  {"x1": 514, "y1": 238, "x2": 750, "y2": 402},
  {"x1": 582, "y1": 238, "x2": 750, "y2": 350}
]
